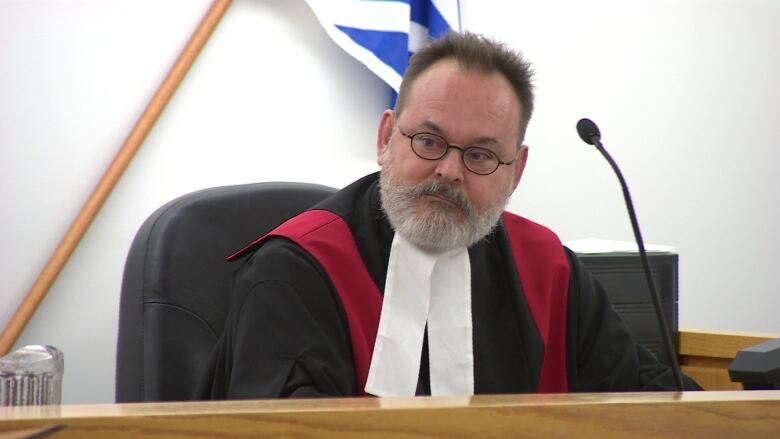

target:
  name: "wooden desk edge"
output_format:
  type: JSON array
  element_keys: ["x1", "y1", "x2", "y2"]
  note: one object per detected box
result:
[
  {"x1": 0, "y1": 390, "x2": 777, "y2": 419},
  {"x1": 2, "y1": 391, "x2": 780, "y2": 438}
]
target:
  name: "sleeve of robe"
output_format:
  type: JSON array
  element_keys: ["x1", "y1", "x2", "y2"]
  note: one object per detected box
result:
[
  {"x1": 194, "y1": 238, "x2": 359, "y2": 399},
  {"x1": 564, "y1": 248, "x2": 701, "y2": 391}
]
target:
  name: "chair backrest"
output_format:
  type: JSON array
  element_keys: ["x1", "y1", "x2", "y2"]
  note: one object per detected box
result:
[{"x1": 115, "y1": 182, "x2": 337, "y2": 402}]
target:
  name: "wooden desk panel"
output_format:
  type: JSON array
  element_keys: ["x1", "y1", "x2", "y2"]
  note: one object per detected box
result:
[
  {"x1": 679, "y1": 329, "x2": 780, "y2": 390},
  {"x1": 1, "y1": 391, "x2": 779, "y2": 438}
]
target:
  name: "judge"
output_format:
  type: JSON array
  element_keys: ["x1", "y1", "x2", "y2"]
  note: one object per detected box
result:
[{"x1": 197, "y1": 32, "x2": 700, "y2": 398}]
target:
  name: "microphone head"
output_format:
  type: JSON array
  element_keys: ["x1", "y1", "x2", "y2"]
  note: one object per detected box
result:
[{"x1": 576, "y1": 118, "x2": 601, "y2": 145}]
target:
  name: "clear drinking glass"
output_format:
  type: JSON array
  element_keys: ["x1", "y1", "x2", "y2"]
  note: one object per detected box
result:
[{"x1": 0, "y1": 345, "x2": 64, "y2": 406}]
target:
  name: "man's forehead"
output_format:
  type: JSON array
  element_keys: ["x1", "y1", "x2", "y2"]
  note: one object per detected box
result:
[{"x1": 402, "y1": 61, "x2": 523, "y2": 145}]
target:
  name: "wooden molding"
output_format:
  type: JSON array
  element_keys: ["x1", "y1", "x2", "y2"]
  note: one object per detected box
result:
[{"x1": 0, "y1": 0, "x2": 233, "y2": 356}]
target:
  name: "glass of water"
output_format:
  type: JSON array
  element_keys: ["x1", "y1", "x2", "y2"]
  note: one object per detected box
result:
[{"x1": 0, "y1": 345, "x2": 64, "y2": 406}]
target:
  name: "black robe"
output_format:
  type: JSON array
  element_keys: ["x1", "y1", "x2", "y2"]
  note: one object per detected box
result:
[{"x1": 196, "y1": 173, "x2": 699, "y2": 398}]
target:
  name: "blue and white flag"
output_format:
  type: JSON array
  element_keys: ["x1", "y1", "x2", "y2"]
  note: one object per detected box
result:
[{"x1": 304, "y1": 0, "x2": 461, "y2": 93}]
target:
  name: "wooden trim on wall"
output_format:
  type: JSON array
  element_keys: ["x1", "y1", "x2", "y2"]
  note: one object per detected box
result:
[{"x1": 0, "y1": 0, "x2": 233, "y2": 356}]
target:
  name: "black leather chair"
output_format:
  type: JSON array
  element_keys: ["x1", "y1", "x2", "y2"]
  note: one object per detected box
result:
[{"x1": 115, "y1": 182, "x2": 337, "y2": 402}]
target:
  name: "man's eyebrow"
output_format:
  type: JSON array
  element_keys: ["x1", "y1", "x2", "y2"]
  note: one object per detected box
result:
[
  {"x1": 415, "y1": 121, "x2": 501, "y2": 147},
  {"x1": 415, "y1": 120, "x2": 445, "y2": 135}
]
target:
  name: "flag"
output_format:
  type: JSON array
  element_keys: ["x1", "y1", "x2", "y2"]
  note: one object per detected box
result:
[{"x1": 304, "y1": 0, "x2": 461, "y2": 94}]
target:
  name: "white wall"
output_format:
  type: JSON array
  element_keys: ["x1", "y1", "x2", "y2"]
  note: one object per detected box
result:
[
  {"x1": 468, "y1": 0, "x2": 780, "y2": 334},
  {"x1": 1, "y1": 0, "x2": 777, "y2": 404}
]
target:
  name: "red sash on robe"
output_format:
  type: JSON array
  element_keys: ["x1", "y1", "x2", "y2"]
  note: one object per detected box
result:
[{"x1": 229, "y1": 209, "x2": 570, "y2": 394}]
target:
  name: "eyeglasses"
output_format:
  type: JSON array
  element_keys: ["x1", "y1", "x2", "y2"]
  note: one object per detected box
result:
[{"x1": 398, "y1": 126, "x2": 516, "y2": 176}]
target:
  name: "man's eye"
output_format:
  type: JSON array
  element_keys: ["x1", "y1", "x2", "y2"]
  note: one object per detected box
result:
[
  {"x1": 465, "y1": 149, "x2": 494, "y2": 162},
  {"x1": 417, "y1": 135, "x2": 443, "y2": 150}
]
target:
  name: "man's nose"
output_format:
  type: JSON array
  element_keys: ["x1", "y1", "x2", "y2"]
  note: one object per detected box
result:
[{"x1": 434, "y1": 148, "x2": 465, "y2": 183}]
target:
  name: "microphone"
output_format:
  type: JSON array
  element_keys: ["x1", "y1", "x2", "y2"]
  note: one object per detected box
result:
[
  {"x1": 576, "y1": 118, "x2": 685, "y2": 391},
  {"x1": 576, "y1": 118, "x2": 601, "y2": 146}
]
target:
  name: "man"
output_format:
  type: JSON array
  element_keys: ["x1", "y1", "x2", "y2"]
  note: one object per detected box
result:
[{"x1": 198, "y1": 32, "x2": 698, "y2": 398}]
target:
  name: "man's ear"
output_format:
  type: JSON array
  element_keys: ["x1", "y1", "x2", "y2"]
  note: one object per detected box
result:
[
  {"x1": 377, "y1": 109, "x2": 395, "y2": 166},
  {"x1": 511, "y1": 144, "x2": 529, "y2": 190}
]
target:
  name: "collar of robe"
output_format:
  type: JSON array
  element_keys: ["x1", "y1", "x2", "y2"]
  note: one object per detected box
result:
[{"x1": 365, "y1": 232, "x2": 474, "y2": 396}]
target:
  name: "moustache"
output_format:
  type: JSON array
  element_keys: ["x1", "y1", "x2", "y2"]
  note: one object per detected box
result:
[{"x1": 408, "y1": 181, "x2": 475, "y2": 216}]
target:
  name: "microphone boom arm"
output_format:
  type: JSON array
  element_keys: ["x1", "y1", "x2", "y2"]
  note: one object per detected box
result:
[{"x1": 592, "y1": 139, "x2": 685, "y2": 391}]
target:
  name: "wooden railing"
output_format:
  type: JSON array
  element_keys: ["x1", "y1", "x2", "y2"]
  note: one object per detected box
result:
[{"x1": 1, "y1": 391, "x2": 780, "y2": 438}]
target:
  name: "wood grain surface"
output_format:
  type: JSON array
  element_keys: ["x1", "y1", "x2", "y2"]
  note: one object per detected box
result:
[
  {"x1": 1, "y1": 391, "x2": 779, "y2": 438},
  {"x1": 679, "y1": 329, "x2": 780, "y2": 390}
]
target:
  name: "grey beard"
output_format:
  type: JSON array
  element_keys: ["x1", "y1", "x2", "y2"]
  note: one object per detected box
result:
[{"x1": 379, "y1": 170, "x2": 509, "y2": 252}]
